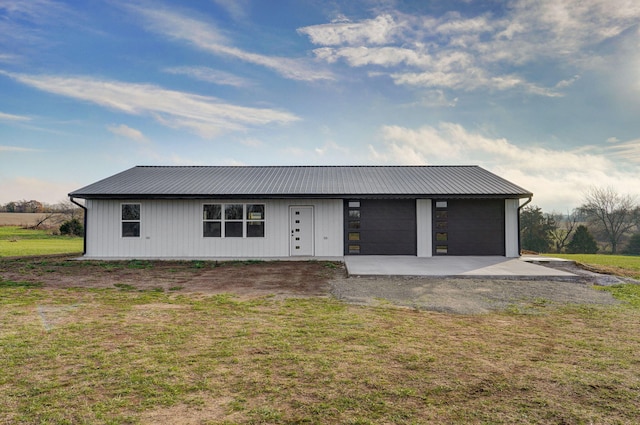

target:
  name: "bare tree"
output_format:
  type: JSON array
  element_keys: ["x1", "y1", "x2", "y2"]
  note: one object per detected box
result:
[
  {"x1": 579, "y1": 186, "x2": 638, "y2": 254},
  {"x1": 548, "y1": 210, "x2": 579, "y2": 253}
]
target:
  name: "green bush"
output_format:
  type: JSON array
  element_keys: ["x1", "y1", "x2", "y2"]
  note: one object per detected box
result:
[
  {"x1": 567, "y1": 225, "x2": 598, "y2": 254},
  {"x1": 624, "y1": 233, "x2": 640, "y2": 255},
  {"x1": 60, "y1": 218, "x2": 84, "y2": 237}
]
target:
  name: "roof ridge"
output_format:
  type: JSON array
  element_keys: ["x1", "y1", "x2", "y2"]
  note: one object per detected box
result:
[{"x1": 134, "y1": 165, "x2": 481, "y2": 168}]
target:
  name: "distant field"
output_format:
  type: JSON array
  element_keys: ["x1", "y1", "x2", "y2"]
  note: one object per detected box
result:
[
  {"x1": 544, "y1": 253, "x2": 640, "y2": 279},
  {"x1": 0, "y1": 212, "x2": 61, "y2": 227},
  {"x1": 0, "y1": 226, "x2": 82, "y2": 257}
]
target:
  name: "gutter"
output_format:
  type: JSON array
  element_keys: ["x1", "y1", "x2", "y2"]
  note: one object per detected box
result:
[
  {"x1": 516, "y1": 196, "x2": 533, "y2": 256},
  {"x1": 69, "y1": 197, "x2": 87, "y2": 255}
]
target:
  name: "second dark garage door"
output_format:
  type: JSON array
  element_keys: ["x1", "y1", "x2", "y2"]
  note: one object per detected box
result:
[
  {"x1": 433, "y1": 199, "x2": 505, "y2": 256},
  {"x1": 344, "y1": 199, "x2": 417, "y2": 255}
]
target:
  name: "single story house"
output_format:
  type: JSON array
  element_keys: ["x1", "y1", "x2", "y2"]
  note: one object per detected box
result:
[{"x1": 68, "y1": 165, "x2": 532, "y2": 259}]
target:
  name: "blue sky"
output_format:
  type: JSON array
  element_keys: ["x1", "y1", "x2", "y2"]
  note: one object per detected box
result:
[{"x1": 1, "y1": 0, "x2": 639, "y2": 211}]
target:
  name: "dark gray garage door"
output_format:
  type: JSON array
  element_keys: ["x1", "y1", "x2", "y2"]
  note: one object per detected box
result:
[
  {"x1": 344, "y1": 199, "x2": 416, "y2": 255},
  {"x1": 432, "y1": 199, "x2": 505, "y2": 256}
]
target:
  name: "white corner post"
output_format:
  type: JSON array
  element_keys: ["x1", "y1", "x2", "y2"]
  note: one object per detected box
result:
[
  {"x1": 504, "y1": 199, "x2": 520, "y2": 257},
  {"x1": 416, "y1": 199, "x2": 432, "y2": 257}
]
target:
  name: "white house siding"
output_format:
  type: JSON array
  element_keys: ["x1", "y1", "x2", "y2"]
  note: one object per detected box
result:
[
  {"x1": 504, "y1": 199, "x2": 520, "y2": 258},
  {"x1": 84, "y1": 199, "x2": 343, "y2": 258},
  {"x1": 416, "y1": 199, "x2": 432, "y2": 257}
]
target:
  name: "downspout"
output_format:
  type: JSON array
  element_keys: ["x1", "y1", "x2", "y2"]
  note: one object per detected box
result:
[
  {"x1": 517, "y1": 196, "x2": 533, "y2": 256},
  {"x1": 69, "y1": 197, "x2": 87, "y2": 256}
]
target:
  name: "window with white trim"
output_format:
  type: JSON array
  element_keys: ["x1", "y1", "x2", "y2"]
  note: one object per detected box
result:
[
  {"x1": 203, "y1": 203, "x2": 265, "y2": 238},
  {"x1": 121, "y1": 203, "x2": 140, "y2": 237},
  {"x1": 203, "y1": 204, "x2": 222, "y2": 237}
]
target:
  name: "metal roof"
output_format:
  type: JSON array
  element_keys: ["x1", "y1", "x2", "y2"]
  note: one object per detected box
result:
[{"x1": 69, "y1": 166, "x2": 533, "y2": 199}]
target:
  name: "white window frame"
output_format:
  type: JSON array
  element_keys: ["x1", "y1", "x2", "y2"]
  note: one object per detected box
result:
[
  {"x1": 121, "y1": 203, "x2": 141, "y2": 238},
  {"x1": 202, "y1": 203, "x2": 266, "y2": 238}
]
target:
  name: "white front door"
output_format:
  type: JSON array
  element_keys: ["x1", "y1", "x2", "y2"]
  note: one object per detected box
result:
[{"x1": 290, "y1": 206, "x2": 314, "y2": 256}]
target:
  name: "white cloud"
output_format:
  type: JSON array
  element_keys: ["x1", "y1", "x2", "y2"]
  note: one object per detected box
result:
[
  {"x1": 0, "y1": 53, "x2": 20, "y2": 63},
  {"x1": 107, "y1": 124, "x2": 148, "y2": 143},
  {"x1": 300, "y1": 0, "x2": 640, "y2": 95},
  {"x1": 2, "y1": 71, "x2": 299, "y2": 139},
  {"x1": 314, "y1": 141, "x2": 350, "y2": 156},
  {"x1": 211, "y1": 0, "x2": 249, "y2": 21},
  {"x1": 369, "y1": 122, "x2": 640, "y2": 211},
  {"x1": 298, "y1": 14, "x2": 402, "y2": 46},
  {"x1": 129, "y1": 5, "x2": 333, "y2": 82},
  {"x1": 607, "y1": 138, "x2": 640, "y2": 162},
  {"x1": 0, "y1": 145, "x2": 40, "y2": 152},
  {"x1": 239, "y1": 138, "x2": 264, "y2": 147},
  {"x1": 0, "y1": 111, "x2": 31, "y2": 122},
  {"x1": 164, "y1": 66, "x2": 252, "y2": 87}
]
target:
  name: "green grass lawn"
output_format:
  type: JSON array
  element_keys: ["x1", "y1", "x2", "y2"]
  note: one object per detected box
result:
[
  {"x1": 2, "y1": 258, "x2": 640, "y2": 424},
  {"x1": 543, "y1": 253, "x2": 640, "y2": 279},
  {"x1": 0, "y1": 226, "x2": 83, "y2": 257}
]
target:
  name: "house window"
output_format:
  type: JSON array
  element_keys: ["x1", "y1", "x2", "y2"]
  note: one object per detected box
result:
[
  {"x1": 203, "y1": 204, "x2": 222, "y2": 237},
  {"x1": 346, "y1": 200, "x2": 362, "y2": 254},
  {"x1": 203, "y1": 203, "x2": 265, "y2": 238},
  {"x1": 434, "y1": 200, "x2": 448, "y2": 255},
  {"x1": 225, "y1": 204, "x2": 244, "y2": 237},
  {"x1": 246, "y1": 204, "x2": 265, "y2": 237},
  {"x1": 121, "y1": 203, "x2": 140, "y2": 237}
]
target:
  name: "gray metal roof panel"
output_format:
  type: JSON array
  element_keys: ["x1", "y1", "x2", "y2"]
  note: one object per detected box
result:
[{"x1": 69, "y1": 166, "x2": 533, "y2": 198}]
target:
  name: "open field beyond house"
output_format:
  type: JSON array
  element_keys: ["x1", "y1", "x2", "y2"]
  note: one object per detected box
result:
[
  {"x1": 0, "y1": 226, "x2": 83, "y2": 257},
  {"x1": 1, "y1": 257, "x2": 640, "y2": 424}
]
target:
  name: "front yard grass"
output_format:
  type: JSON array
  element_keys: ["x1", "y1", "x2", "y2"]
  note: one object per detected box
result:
[
  {"x1": 1, "y1": 278, "x2": 640, "y2": 424},
  {"x1": 543, "y1": 253, "x2": 640, "y2": 280}
]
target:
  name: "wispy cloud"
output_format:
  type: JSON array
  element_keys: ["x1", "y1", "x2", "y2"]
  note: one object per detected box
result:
[
  {"x1": 164, "y1": 66, "x2": 252, "y2": 87},
  {"x1": 298, "y1": 14, "x2": 404, "y2": 46},
  {"x1": 0, "y1": 0, "x2": 78, "y2": 46},
  {"x1": 0, "y1": 145, "x2": 40, "y2": 152},
  {"x1": 0, "y1": 111, "x2": 31, "y2": 122},
  {"x1": 607, "y1": 138, "x2": 640, "y2": 162},
  {"x1": 107, "y1": 124, "x2": 148, "y2": 143},
  {"x1": 368, "y1": 122, "x2": 640, "y2": 211},
  {"x1": 212, "y1": 0, "x2": 249, "y2": 21},
  {"x1": 2, "y1": 71, "x2": 299, "y2": 138},
  {"x1": 128, "y1": 4, "x2": 333, "y2": 82},
  {"x1": 300, "y1": 0, "x2": 640, "y2": 95}
]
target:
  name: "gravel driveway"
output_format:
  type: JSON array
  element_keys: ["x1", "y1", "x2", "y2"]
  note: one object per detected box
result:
[{"x1": 329, "y1": 275, "x2": 620, "y2": 314}]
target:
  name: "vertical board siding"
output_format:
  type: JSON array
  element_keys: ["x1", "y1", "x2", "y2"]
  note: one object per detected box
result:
[
  {"x1": 416, "y1": 199, "x2": 432, "y2": 257},
  {"x1": 504, "y1": 199, "x2": 520, "y2": 257},
  {"x1": 85, "y1": 199, "x2": 343, "y2": 258}
]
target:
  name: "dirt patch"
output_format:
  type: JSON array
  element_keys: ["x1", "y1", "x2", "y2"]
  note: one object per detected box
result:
[
  {"x1": 0, "y1": 257, "x2": 339, "y2": 299},
  {"x1": 0, "y1": 256, "x2": 623, "y2": 313}
]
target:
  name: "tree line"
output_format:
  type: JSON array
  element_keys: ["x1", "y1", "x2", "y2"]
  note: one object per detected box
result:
[
  {"x1": 521, "y1": 187, "x2": 640, "y2": 255},
  {"x1": 0, "y1": 199, "x2": 78, "y2": 214},
  {"x1": 0, "y1": 199, "x2": 84, "y2": 236}
]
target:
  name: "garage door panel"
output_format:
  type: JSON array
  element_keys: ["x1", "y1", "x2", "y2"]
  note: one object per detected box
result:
[
  {"x1": 434, "y1": 200, "x2": 505, "y2": 256},
  {"x1": 345, "y1": 200, "x2": 416, "y2": 255}
]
